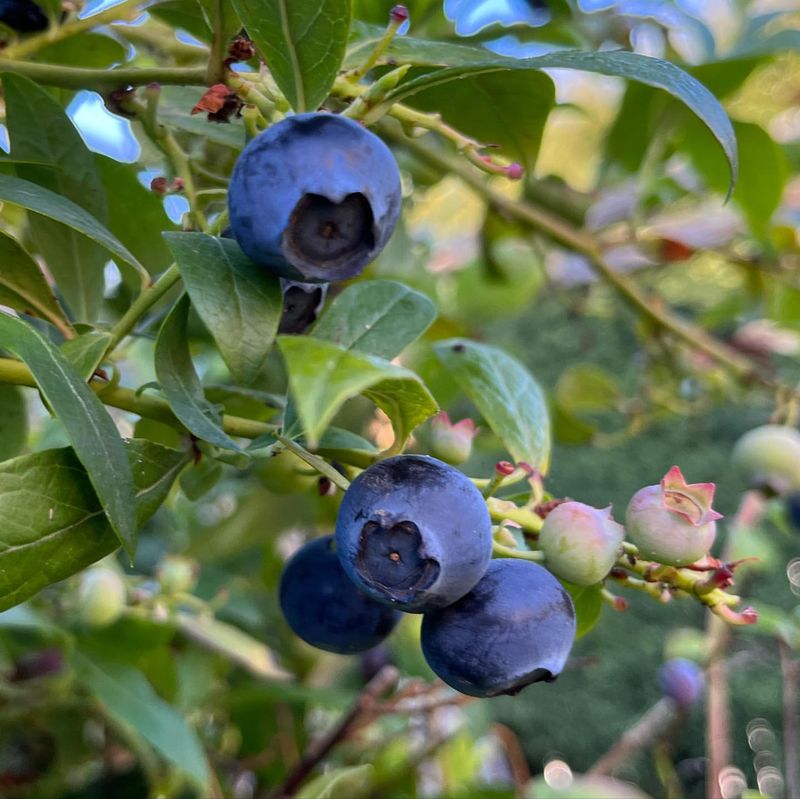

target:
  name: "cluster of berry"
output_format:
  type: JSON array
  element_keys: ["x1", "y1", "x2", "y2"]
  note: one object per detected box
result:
[{"x1": 280, "y1": 456, "x2": 576, "y2": 699}]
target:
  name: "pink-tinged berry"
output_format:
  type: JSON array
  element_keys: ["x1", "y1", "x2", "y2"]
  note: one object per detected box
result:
[
  {"x1": 731, "y1": 424, "x2": 800, "y2": 495},
  {"x1": 625, "y1": 466, "x2": 722, "y2": 567},
  {"x1": 506, "y1": 162, "x2": 524, "y2": 180},
  {"x1": 539, "y1": 501, "x2": 625, "y2": 586},
  {"x1": 430, "y1": 412, "x2": 478, "y2": 465}
]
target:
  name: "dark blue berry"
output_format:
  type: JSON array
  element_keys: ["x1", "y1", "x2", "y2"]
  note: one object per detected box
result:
[
  {"x1": 658, "y1": 658, "x2": 704, "y2": 707},
  {"x1": 335, "y1": 455, "x2": 493, "y2": 612},
  {"x1": 421, "y1": 559, "x2": 576, "y2": 697},
  {"x1": 228, "y1": 113, "x2": 401, "y2": 283},
  {"x1": 0, "y1": 0, "x2": 47, "y2": 32},
  {"x1": 785, "y1": 491, "x2": 800, "y2": 532},
  {"x1": 279, "y1": 535, "x2": 400, "y2": 654}
]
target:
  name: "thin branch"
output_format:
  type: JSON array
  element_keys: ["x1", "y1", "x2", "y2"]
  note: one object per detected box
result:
[
  {"x1": 382, "y1": 126, "x2": 766, "y2": 385},
  {"x1": 104, "y1": 264, "x2": 181, "y2": 358},
  {"x1": 589, "y1": 698, "x2": 679, "y2": 777},
  {"x1": 0, "y1": 356, "x2": 275, "y2": 439},
  {"x1": 265, "y1": 666, "x2": 399, "y2": 799},
  {"x1": 0, "y1": 59, "x2": 207, "y2": 90},
  {"x1": 780, "y1": 642, "x2": 799, "y2": 799}
]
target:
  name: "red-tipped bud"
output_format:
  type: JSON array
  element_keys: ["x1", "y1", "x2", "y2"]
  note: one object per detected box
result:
[
  {"x1": 613, "y1": 596, "x2": 629, "y2": 612},
  {"x1": 390, "y1": 4, "x2": 409, "y2": 23},
  {"x1": 495, "y1": 460, "x2": 515, "y2": 476},
  {"x1": 150, "y1": 176, "x2": 169, "y2": 195},
  {"x1": 318, "y1": 477, "x2": 336, "y2": 497},
  {"x1": 430, "y1": 412, "x2": 478, "y2": 465},
  {"x1": 506, "y1": 162, "x2": 524, "y2": 180}
]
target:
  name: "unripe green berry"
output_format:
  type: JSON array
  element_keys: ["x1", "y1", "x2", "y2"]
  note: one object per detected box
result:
[
  {"x1": 539, "y1": 502, "x2": 624, "y2": 586},
  {"x1": 731, "y1": 424, "x2": 800, "y2": 495},
  {"x1": 255, "y1": 450, "x2": 317, "y2": 494},
  {"x1": 76, "y1": 568, "x2": 126, "y2": 627},
  {"x1": 157, "y1": 555, "x2": 198, "y2": 595}
]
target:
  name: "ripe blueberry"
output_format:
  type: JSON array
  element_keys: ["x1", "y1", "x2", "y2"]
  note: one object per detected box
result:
[
  {"x1": 228, "y1": 113, "x2": 402, "y2": 283},
  {"x1": 785, "y1": 491, "x2": 800, "y2": 532},
  {"x1": 539, "y1": 501, "x2": 625, "y2": 586},
  {"x1": 335, "y1": 455, "x2": 493, "y2": 612},
  {"x1": 732, "y1": 424, "x2": 800, "y2": 495},
  {"x1": 0, "y1": 0, "x2": 48, "y2": 32},
  {"x1": 421, "y1": 559, "x2": 576, "y2": 697},
  {"x1": 626, "y1": 466, "x2": 721, "y2": 567},
  {"x1": 658, "y1": 658, "x2": 704, "y2": 707},
  {"x1": 279, "y1": 535, "x2": 401, "y2": 654}
]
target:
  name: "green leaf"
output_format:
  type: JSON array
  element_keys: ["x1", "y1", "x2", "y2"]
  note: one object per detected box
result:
[
  {"x1": 434, "y1": 338, "x2": 550, "y2": 471},
  {"x1": 0, "y1": 313, "x2": 138, "y2": 553},
  {"x1": 0, "y1": 440, "x2": 188, "y2": 611},
  {"x1": 0, "y1": 386, "x2": 27, "y2": 461},
  {"x1": 312, "y1": 280, "x2": 436, "y2": 359},
  {"x1": 296, "y1": 765, "x2": 373, "y2": 799},
  {"x1": 555, "y1": 364, "x2": 620, "y2": 414},
  {"x1": 563, "y1": 582, "x2": 603, "y2": 639},
  {"x1": 35, "y1": 32, "x2": 127, "y2": 68},
  {"x1": 407, "y1": 69, "x2": 555, "y2": 169},
  {"x1": 231, "y1": 0, "x2": 352, "y2": 111},
  {"x1": 98, "y1": 156, "x2": 177, "y2": 275},
  {"x1": 72, "y1": 650, "x2": 210, "y2": 789},
  {"x1": 0, "y1": 174, "x2": 147, "y2": 286},
  {"x1": 60, "y1": 330, "x2": 114, "y2": 380},
  {"x1": 679, "y1": 118, "x2": 787, "y2": 239},
  {"x1": 0, "y1": 231, "x2": 70, "y2": 335},
  {"x1": 176, "y1": 613, "x2": 292, "y2": 681},
  {"x1": 154, "y1": 295, "x2": 242, "y2": 452},
  {"x1": 3, "y1": 72, "x2": 113, "y2": 321},
  {"x1": 165, "y1": 233, "x2": 282, "y2": 385},
  {"x1": 179, "y1": 458, "x2": 223, "y2": 500},
  {"x1": 374, "y1": 45, "x2": 738, "y2": 188},
  {"x1": 278, "y1": 335, "x2": 437, "y2": 449}
]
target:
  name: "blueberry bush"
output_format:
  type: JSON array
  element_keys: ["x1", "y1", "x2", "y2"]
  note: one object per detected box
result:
[{"x1": 0, "y1": 1, "x2": 798, "y2": 797}]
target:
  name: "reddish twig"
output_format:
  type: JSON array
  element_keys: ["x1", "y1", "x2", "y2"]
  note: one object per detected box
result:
[{"x1": 264, "y1": 666, "x2": 399, "y2": 799}]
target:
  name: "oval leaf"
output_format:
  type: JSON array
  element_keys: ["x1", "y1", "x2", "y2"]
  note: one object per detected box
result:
[
  {"x1": 61, "y1": 330, "x2": 114, "y2": 381},
  {"x1": 378, "y1": 47, "x2": 738, "y2": 188},
  {"x1": 0, "y1": 231, "x2": 71, "y2": 336},
  {"x1": 0, "y1": 313, "x2": 138, "y2": 553},
  {"x1": 278, "y1": 335, "x2": 438, "y2": 449},
  {"x1": 0, "y1": 385, "x2": 27, "y2": 462},
  {"x1": 434, "y1": 338, "x2": 550, "y2": 471},
  {"x1": 232, "y1": 0, "x2": 351, "y2": 111},
  {"x1": 165, "y1": 233, "x2": 282, "y2": 385},
  {"x1": 72, "y1": 650, "x2": 210, "y2": 790},
  {"x1": 312, "y1": 280, "x2": 436, "y2": 359},
  {"x1": 0, "y1": 173, "x2": 147, "y2": 283},
  {"x1": 3, "y1": 72, "x2": 125, "y2": 321},
  {"x1": 154, "y1": 295, "x2": 242, "y2": 452},
  {"x1": 0, "y1": 441, "x2": 188, "y2": 611}
]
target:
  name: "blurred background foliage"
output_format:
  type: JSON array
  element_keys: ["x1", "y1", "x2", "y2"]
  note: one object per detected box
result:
[{"x1": 1, "y1": 0, "x2": 800, "y2": 798}]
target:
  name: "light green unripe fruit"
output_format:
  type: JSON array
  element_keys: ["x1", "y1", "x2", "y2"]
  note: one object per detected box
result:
[
  {"x1": 539, "y1": 501, "x2": 625, "y2": 586},
  {"x1": 731, "y1": 424, "x2": 800, "y2": 494},
  {"x1": 77, "y1": 568, "x2": 126, "y2": 627},
  {"x1": 255, "y1": 450, "x2": 317, "y2": 494},
  {"x1": 157, "y1": 555, "x2": 198, "y2": 595}
]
